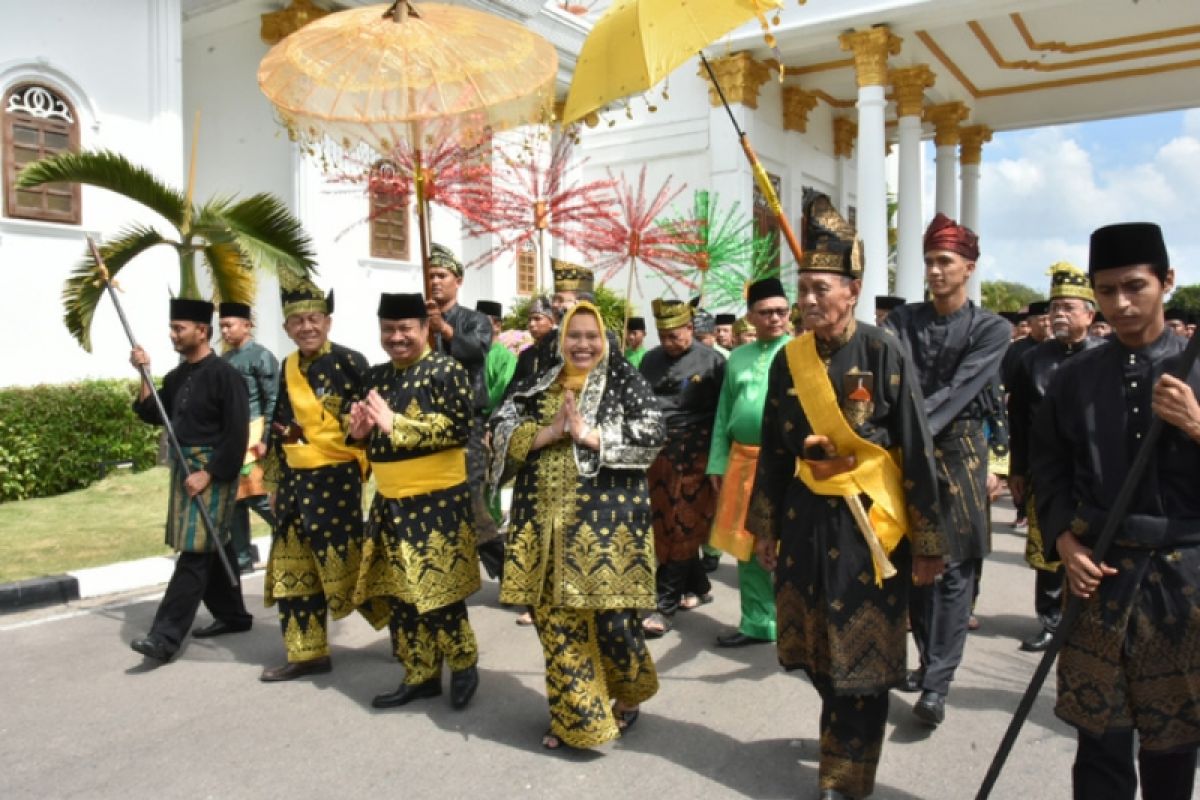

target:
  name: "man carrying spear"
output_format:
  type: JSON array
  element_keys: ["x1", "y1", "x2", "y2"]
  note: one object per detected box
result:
[
  {"x1": 1031, "y1": 222, "x2": 1200, "y2": 800},
  {"x1": 129, "y1": 298, "x2": 252, "y2": 663}
]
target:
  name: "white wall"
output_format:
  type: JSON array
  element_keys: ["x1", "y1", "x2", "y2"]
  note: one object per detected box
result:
[{"x1": 0, "y1": 0, "x2": 185, "y2": 389}]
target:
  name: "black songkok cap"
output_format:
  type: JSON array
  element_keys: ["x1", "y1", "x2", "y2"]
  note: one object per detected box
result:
[
  {"x1": 218, "y1": 302, "x2": 252, "y2": 320},
  {"x1": 1092, "y1": 311, "x2": 1107, "y2": 325},
  {"x1": 1088, "y1": 222, "x2": 1169, "y2": 276},
  {"x1": 746, "y1": 277, "x2": 787, "y2": 306},
  {"x1": 476, "y1": 300, "x2": 502, "y2": 318},
  {"x1": 693, "y1": 310, "x2": 716, "y2": 335},
  {"x1": 714, "y1": 313, "x2": 736, "y2": 326},
  {"x1": 998, "y1": 311, "x2": 1021, "y2": 324},
  {"x1": 378, "y1": 293, "x2": 428, "y2": 320},
  {"x1": 875, "y1": 295, "x2": 906, "y2": 312},
  {"x1": 627, "y1": 316, "x2": 646, "y2": 332},
  {"x1": 1026, "y1": 301, "x2": 1049, "y2": 317},
  {"x1": 170, "y1": 298, "x2": 214, "y2": 324},
  {"x1": 1165, "y1": 307, "x2": 1188, "y2": 323}
]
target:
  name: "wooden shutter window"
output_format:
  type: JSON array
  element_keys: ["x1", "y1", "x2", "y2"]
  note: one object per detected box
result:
[
  {"x1": 368, "y1": 160, "x2": 410, "y2": 261},
  {"x1": 3, "y1": 84, "x2": 80, "y2": 224}
]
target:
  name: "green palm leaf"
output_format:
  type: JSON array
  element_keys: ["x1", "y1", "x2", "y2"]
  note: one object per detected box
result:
[
  {"x1": 18, "y1": 150, "x2": 187, "y2": 229},
  {"x1": 206, "y1": 193, "x2": 316, "y2": 280},
  {"x1": 63, "y1": 224, "x2": 170, "y2": 352},
  {"x1": 204, "y1": 241, "x2": 255, "y2": 306}
]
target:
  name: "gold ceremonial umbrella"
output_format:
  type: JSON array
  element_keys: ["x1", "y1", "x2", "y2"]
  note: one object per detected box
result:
[
  {"x1": 258, "y1": 0, "x2": 558, "y2": 292},
  {"x1": 562, "y1": 0, "x2": 803, "y2": 265}
]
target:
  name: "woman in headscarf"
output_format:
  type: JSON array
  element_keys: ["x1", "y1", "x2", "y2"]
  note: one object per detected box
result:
[{"x1": 488, "y1": 302, "x2": 665, "y2": 750}]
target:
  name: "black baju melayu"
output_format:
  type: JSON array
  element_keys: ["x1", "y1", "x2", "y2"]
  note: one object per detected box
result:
[
  {"x1": 638, "y1": 342, "x2": 725, "y2": 615},
  {"x1": 747, "y1": 322, "x2": 943, "y2": 798},
  {"x1": 1032, "y1": 330, "x2": 1200, "y2": 800},
  {"x1": 886, "y1": 300, "x2": 1009, "y2": 697},
  {"x1": 353, "y1": 349, "x2": 480, "y2": 687},
  {"x1": 133, "y1": 352, "x2": 252, "y2": 654}
]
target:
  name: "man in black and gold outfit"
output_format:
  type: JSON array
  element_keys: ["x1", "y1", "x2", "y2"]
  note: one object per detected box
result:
[
  {"x1": 639, "y1": 298, "x2": 725, "y2": 636},
  {"x1": 1033, "y1": 222, "x2": 1200, "y2": 800},
  {"x1": 260, "y1": 280, "x2": 382, "y2": 681},
  {"x1": 352, "y1": 292, "x2": 481, "y2": 710},
  {"x1": 749, "y1": 196, "x2": 944, "y2": 800}
]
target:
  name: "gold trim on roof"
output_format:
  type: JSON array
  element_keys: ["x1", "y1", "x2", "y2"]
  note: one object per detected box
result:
[
  {"x1": 1011, "y1": 13, "x2": 1200, "y2": 55},
  {"x1": 260, "y1": 0, "x2": 329, "y2": 46},
  {"x1": 970, "y1": 20, "x2": 1200, "y2": 73}
]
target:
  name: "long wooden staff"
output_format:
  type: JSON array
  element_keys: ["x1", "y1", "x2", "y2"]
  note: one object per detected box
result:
[
  {"x1": 976, "y1": 330, "x2": 1200, "y2": 798},
  {"x1": 87, "y1": 236, "x2": 238, "y2": 587}
]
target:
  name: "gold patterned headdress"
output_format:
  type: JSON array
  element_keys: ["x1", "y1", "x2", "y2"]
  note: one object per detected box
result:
[
  {"x1": 1047, "y1": 262, "x2": 1095, "y2": 304},
  {"x1": 280, "y1": 274, "x2": 333, "y2": 318},
  {"x1": 551, "y1": 258, "x2": 594, "y2": 293},
  {"x1": 651, "y1": 298, "x2": 694, "y2": 331},
  {"x1": 798, "y1": 194, "x2": 863, "y2": 278}
]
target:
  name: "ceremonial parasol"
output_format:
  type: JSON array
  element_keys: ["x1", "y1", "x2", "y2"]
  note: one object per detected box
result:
[
  {"x1": 562, "y1": 0, "x2": 803, "y2": 266},
  {"x1": 258, "y1": 0, "x2": 558, "y2": 293}
]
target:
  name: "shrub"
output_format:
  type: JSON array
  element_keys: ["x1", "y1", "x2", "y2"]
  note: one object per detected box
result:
[
  {"x1": 503, "y1": 285, "x2": 631, "y2": 334},
  {"x1": 0, "y1": 378, "x2": 162, "y2": 502}
]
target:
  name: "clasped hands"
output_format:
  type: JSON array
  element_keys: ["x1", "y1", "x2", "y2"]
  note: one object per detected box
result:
[
  {"x1": 349, "y1": 389, "x2": 395, "y2": 439},
  {"x1": 547, "y1": 390, "x2": 591, "y2": 444}
]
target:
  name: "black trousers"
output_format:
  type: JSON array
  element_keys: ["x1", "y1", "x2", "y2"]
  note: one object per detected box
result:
[
  {"x1": 910, "y1": 557, "x2": 977, "y2": 695},
  {"x1": 655, "y1": 557, "x2": 711, "y2": 616},
  {"x1": 1034, "y1": 566, "x2": 1064, "y2": 633},
  {"x1": 1073, "y1": 729, "x2": 1198, "y2": 800},
  {"x1": 149, "y1": 543, "x2": 251, "y2": 651}
]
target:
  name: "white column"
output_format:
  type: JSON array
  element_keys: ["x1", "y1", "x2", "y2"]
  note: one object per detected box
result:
[
  {"x1": 854, "y1": 85, "x2": 888, "y2": 324},
  {"x1": 935, "y1": 143, "x2": 958, "y2": 218},
  {"x1": 895, "y1": 114, "x2": 924, "y2": 304},
  {"x1": 961, "y1": 162, "x2": 982, "y2": 304}
]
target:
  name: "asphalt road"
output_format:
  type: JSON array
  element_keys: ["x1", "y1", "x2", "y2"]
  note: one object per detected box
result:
[{"x1": 1, "y1": 501, "x2": 1078, "y2": 799}]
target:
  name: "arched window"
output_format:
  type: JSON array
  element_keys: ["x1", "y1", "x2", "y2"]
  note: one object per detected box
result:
[
  {"x1": 516, "y1": 241, "x2": 536, "y2": 296},
  {"x1": 3, "y1": 83, "x2": 80, "y2": 224},
  {"x1": 368, "y1": 160, "x2": 410, "y2": 260}
]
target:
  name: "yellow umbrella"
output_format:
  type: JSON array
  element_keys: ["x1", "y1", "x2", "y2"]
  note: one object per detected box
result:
[
  {"x1": 259, "y1": 1, "x2": 558, "y2": 293},
  {"x1": 562, "y1": 0, "x2": 803, "y2": 266}
]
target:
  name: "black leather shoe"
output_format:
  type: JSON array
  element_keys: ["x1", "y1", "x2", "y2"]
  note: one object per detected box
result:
[
  {"x1": 193, "y1": 619, "x2": 252, "y2": 638},
  {"x1": 1020, "y1": 630, "x2": 1054, "y2": 652},
  {"x1": 372, "y1": 677, "x2": 442, "y2": 708},
  {"x1": 260, "y1": 656, "x2": 332, "y2": 682},
  {"x1": 477, "y1": 540, "x2": 505, "y2": 580},
  {"x1": 716, "y1": 631, "x2": 771, "y2": 648},
  {"x1": 899, "y1": 669, "x2": 924, "y2": 693},
  {"x1": 701, "y1": 553, "x2": 720, "y2": 573},
  {"x1": 913, "y1": 690, "x2": 946, "y2": 727},
  {"x1": 820, "y1": 789, "x2": 852, "y2": 800},
  {"x1": 131, "y1": 636, "x2": 174, "y2": 662},
  {"x1": 449, "y1": 666, "x2": 479, "y2": 709}
]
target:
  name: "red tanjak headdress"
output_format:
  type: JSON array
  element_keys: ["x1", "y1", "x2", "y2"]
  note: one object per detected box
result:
[{"x1": 923, "y1": 213, "x2": 979, "y2": 261}]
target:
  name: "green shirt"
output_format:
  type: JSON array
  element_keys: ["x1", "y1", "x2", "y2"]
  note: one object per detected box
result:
[
  {"x1": 222, "y1": 339, "x2": 280, "y2": 439},
  {"x1": 624, "y1": 346, "x2": 647, "y2": 369},
  {"x1": 706, "y1": 334, "x2": 790, "y2": 476},
  {"x1": 484, "y1": 341, "x2": 518, "y2": 415}
]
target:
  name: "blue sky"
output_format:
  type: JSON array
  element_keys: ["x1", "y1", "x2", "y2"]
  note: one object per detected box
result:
[{"x1": 947, "y1": 108, "x2": 1200, "y2": 295}]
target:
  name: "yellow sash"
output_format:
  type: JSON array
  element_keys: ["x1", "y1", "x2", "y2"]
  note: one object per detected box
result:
[
  {"x1": 373, "y1": 448, "x2": 468, "y2": 499},
  {"x1": 282, "y1": 353, "x2": 368, "y2": 476},
  {"x1": 785, "y1": 334, "x2": 908, "y2": 584}
]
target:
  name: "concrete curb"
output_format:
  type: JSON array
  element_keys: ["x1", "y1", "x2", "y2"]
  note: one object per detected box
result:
[{"x1": 0, "y1": 575, "x2": 80, "y2": 612}]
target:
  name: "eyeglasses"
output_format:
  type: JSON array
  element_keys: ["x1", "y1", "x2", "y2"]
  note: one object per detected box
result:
[{"x1": 757, "y1": 307, "x2": 790, "y2": 318}]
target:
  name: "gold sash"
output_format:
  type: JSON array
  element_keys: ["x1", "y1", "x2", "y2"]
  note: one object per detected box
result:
[
  {"x1": 282, "y1": 353, "x2": 368, "y2": 476},
  {"x1": 373, "y1": 448, "x2": 467, "y2": 499},
  {"x1": 709, "y1": 442, "x2": 760, "y2": 562},
  {"x1": 785, "y1": 334, "x2": 908, "y2": 584}
]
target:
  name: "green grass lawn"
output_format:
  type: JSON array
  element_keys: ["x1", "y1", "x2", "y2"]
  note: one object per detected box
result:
[{"x1": 0, "y1": 467, "x2": 270, "y2": 583}]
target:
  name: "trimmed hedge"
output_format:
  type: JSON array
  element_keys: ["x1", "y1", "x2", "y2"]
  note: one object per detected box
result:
[{"x1": 0, "y1": 378, "x2": 162, "y2": 502}]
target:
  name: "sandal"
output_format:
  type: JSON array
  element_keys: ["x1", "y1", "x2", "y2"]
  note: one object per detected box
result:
[
  {"x1": 679, "y1": 592, "x2": 713, "y2": 611},
  {"x1": 641, "y1": 611, "x2": 670, "y2": 639},
  {"x1": 542, "y1": 729, "x2": 563, "y2": 750},
  {"x1": 614, "y1": 705, "x2": 640, "y2": 734},
  {"x1": 515, "y1": 610, "x2": 534, "y2": 626}
]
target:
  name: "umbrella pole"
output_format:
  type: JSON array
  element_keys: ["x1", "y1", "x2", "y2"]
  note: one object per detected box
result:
[
  {"x1": 622, "y1": 259, "x2": 637, "y2": 347},
  {"x1": 975, "y1": 331, "x2": 1200, "y2": 799},
  {"x1": 414, "y1": 148, "x2": 433, "y2": 299},
  {"x1": 86, "y1": 237, "x2": 238, "y2": 587},
  {"x1": 699, "y1": 54, "x2": 803, "y2": 266}
]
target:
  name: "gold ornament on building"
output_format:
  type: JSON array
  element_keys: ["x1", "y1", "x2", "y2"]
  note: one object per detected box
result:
[
  {"x1": 261, "y1": 0, "x2": 330, "y2": 46},
  {"x1": 782, "y1": 86, "x2": 818, "y2": 133},
  {"x1": 924, "y1": 101, "x2": 970, "y2": 147},
  {"x1": 833, "y1": 117, "x2": 857, "y2": 158},
  {"x1": 889, "y1": 64, "x2": 936, "y2": 118},
  {"x1": 697, "y1": 52, "x2": 772, "y2": 110},
  {"x1": 839, "y1": 27, "x2": 903, "y2": 89},
  {"x1": 959, "y1": 124, "x2": 993, "y2": 165}
]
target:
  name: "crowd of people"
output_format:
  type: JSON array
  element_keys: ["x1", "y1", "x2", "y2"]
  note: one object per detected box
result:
[{"x1": 124, "y1": 193, "x2": 1199, "y2": 800}]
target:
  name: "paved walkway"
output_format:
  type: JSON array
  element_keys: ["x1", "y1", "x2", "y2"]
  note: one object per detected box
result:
[{"x1": 1, "y1": 502, "x2": 1078, "y2": 799}]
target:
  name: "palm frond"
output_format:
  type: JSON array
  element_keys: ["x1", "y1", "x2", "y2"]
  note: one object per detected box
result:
[
  {"x1": 205, "y1": 193, "x2": 316, "y2": 281},
  {"x1": 62, "y1": 225, "x2": 170, "y2": 351},
  {"x1": 19, "y1": 150, "x2": 187, "y2": 229},
  {"x1": 204, "y1": 241, "x2": 255, "y2": 306}
]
